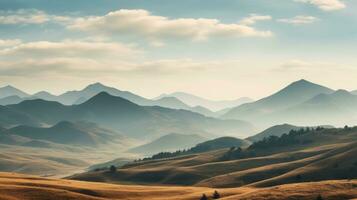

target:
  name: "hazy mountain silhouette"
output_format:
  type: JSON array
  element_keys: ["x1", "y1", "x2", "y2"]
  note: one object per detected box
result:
[
  {"x1": 33, "y1": 91, "x2": 58, "y2": 101},
  {"x1": 7, "y1": 121, "x2": 124, "y2": 146},
  {"x1": 0, "y1": 85, "x2": 29, "y2": 99},
  {"x1": 0, "y1": 105, "x2": 41, "y2": 127},
  {"x1": 128, "y1": 133, "x2": 207, "y2": 155},
  {"x1": 0, "y1": 83, "x2": 217, "y2": 116},
  {"x1": 0, "y1": 95, "x2": 23, "y2": 106},
  {"x1": 157, "y1": 92, "x2": 253, "y2": 111},
  {"x1": 223, "y1": 79, "x2": 334, "y2": 121},
  {"x1": 270, "y1": 89, "x2": 357, "y2": 126},
  {"x1": 6, "y1": 92, "x2": 254, "y2": 139}
]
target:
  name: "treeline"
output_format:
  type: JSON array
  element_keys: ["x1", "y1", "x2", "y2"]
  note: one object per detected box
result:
[
  {"x1": 221, "y1": 127, "x2": 327, "y2": 161},
  {"x1": 135, "y1": 126, "x2": 349, "y2": 163}
]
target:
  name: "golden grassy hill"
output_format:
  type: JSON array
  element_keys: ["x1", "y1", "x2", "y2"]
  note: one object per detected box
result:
[
  {"x1": 0, "y1": 173, "x2": 356, "y2": 200},
  {"x1": 71, "y1": 128, "x2": 357, "y2": 188}
]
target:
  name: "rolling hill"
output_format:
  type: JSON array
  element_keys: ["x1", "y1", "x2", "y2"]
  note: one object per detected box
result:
[
  {"x1": 246, "y1": 124, "x2": 302, "y2": 142},
  {"x1": 128, "y1": 133, "x2": 207, "y2": 155},
  {"x1": 1, "y1": 173, "x2": 357, "y2": 200},
  {"x1": 71, "y1": 127, "x2": 357, "y2": 188},
  {"x1": 6, "y1": 121, "x2": 125, "y2": 146}
]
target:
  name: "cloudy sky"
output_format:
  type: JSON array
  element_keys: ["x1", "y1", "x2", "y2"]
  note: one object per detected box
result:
[{"x1": 0, "y1": 0, "x2": 356, "y2": 99}]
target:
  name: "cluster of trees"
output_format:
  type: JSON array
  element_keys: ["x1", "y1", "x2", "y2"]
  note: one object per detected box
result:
[
  {"x1": 136, "y1": 149, "x2": 191, "y2": 162},
  {"x1": 248, "y1": 127, "x2": 316, "y2": 150},
  {"x1": 200, "y1": 191, "x2": 220, "y2": 200}
]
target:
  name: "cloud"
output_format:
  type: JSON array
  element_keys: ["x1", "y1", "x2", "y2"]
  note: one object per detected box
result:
[
  {"x1": 239, "y1": 14, "x2": 272, "y2": 25},
  {"x1": 69, "y1": 9, "x2": 273, "y2": 41},
  {"x1": 0, "y1": 40, "x2": 140, "y2": 58},
  {"x1": 0, "y1": 39, "x2": 233, "y2": 77},
  {"x1": 278, "y1": 16, "x2": 319, "y2": 24},
  {"x1": 0, "y1": 39, "x2": 22, "y2": 47},
  {"x1": 295, "y1": 0, "x2": 346, "y2": 11},
  {"x1": 0, "y1": 9, "x2": 71, "y2": 25}
]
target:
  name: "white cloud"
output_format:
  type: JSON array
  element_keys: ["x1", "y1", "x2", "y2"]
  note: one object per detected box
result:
[
  {"x1": 0, "y1": 40, "x2": 140, "y2": 58},
  {"x1": 69, "y1": 9, "x2": 273, "y2": 41},
  {"x1": 239, "y1": 14, "x2": 272, "y2": 25},
  {"x1": 295, "y1": 0, "x2": 346, "y2": 11},
  {"x1": 0, "y1": 39, "x2": 22, "y2": 47},
  {"x1": 0, "y1": 9, "x2": 71, "y2": 25},
  {"x1": 278, "y1": 16, "x2": 319, "y2": 24}
]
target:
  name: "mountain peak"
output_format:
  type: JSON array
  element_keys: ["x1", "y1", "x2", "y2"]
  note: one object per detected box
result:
[
  {"x1": 85, "y1": 82, "x2": 107, "y2": 90},
  {"x1": 289, "y1": 79, "x2": 315, "y2": 87}
]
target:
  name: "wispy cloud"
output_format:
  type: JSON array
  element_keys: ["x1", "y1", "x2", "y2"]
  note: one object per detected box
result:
[
  {"x1": 295, "y1": 0, "x2": 346, "y2": 11},
  {"x1": 239, "y1": 14, "x2": 272, "y2": 25},
  {"x1": 0, "y1": 39, "x2": 22, "y2": 47},
  {"x1": 0, "y1": 9, "x2": 71, "y2": 25},
  {"x1": 69, "y1": 9, "x2": 273, "y2": 42},
  {"x1": 278, "y1": 16, "x2": 319, "y2": 24}
]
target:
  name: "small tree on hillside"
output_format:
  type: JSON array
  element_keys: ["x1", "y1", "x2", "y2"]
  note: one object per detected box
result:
[
  {"x1": 109, "y1": 165, "x2": 117, "y2": 173},
  {"x1": 316, "y1": 194, "x2": 324, "y2": 200},
  {"x1": 212, "y1": 190, "x2": 221, "y2": 199},
  {"x1": 200, "y1": 194, "x2": 208, "y2": 200}
]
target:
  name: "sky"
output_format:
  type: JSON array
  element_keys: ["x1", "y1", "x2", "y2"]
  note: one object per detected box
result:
[{"x1": 0, "y1": 0, "x2": 356, "y2": 100}]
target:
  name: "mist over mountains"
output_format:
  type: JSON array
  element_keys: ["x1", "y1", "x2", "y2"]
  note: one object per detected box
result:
[{"x1": 2, "y1": 79, "x2": 357, "y2": 130}]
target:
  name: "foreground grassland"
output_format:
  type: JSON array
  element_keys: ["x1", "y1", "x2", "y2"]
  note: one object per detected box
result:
[{"x1": 0, "y1": 173, "x2": 356, "y2": 200}]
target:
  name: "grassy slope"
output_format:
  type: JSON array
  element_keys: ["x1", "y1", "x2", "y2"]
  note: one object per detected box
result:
[
  {"x1": 71, "y1": 128, "x2": 357, "y2": 187},
  {"x1": 0, "y1": 173, "x2": 356, "y2": 200}
]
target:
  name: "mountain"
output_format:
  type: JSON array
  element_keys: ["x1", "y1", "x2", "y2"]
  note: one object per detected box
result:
[
  {"x1": 191, "y1": 106, "x2": 217, "y2": 117},
  {"x1": 0, "y1": 95, "x2": 23, "y2": 105},
  {"x1": 71, "y1": 126, "x2": 357, "y2": 188},
  {"x1": 0, "y1": 105, "x2": 40, "y2": 128},
  {"x1": 0, "y1": 85, "x2": 29, "y2": 99},
  {"x1": 6, "y1": 92, "x2": 255, "y2": 140},
  {"x1": 222, "y1": 79, "x2": 335, "y2": 127},
  {"x1": 152, "y1": 97, "x2": 191, "y2": 110},
  {"x1": 157, "y1": 92, "x2": 253, "y2": 111},
  {"x1": 128, "y1": 133, "x2": 207, "y2": 155},
  {"x1": 246, "y1": 124, "x2": 301, "y2": 142},
  {"x1": 270, "y1": 89, "x2": 357, "y2": 126},
  {"x1": 8, "y1": 121, "x2": 123, "y2": 146},
  {"x1": 351, "y1": 90, "x2": 357, "y2": 95},
  {"x1": 32, "y1": 91, "x2": 58, "y2": 101},
  {"x1": 56, "y1": 82, "x2": 150, "y2": 105}
]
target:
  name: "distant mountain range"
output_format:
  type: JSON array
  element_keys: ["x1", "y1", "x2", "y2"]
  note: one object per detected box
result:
[
  {"x1": 0, "y1": 83, "x2": 237, "y2": 117},
  {"x1": 156, "y1": 92, "x2": 253, "y2": 111},
  {"x1": 223, "y1": 79, "x2": 357, "y2": 128},
  {"x1": 0, "y1": 92, "x2": 254, "y2": 140}
]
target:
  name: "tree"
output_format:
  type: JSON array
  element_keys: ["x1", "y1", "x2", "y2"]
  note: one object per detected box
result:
[
  {"x1": 316, "y1": 194, "x2": 323, "y2": 200},
  {"x1": 200, "y1": 194, "x2": 208, "y2": 200},
  {"x1": 213, "y1": 190, "x2": 221, "y2": 199},
  {"x1": 109, "y1": 165, "x2": 117, "y2": 173}
]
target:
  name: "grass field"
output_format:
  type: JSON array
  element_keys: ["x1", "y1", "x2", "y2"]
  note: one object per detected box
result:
[{"x1": 0, "y1": 173, "x2": 356, "y2": 200}]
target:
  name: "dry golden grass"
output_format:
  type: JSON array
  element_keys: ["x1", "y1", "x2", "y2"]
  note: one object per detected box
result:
[{"x1": 0, "y1": 173, "x2": 356, "y2": 200}]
